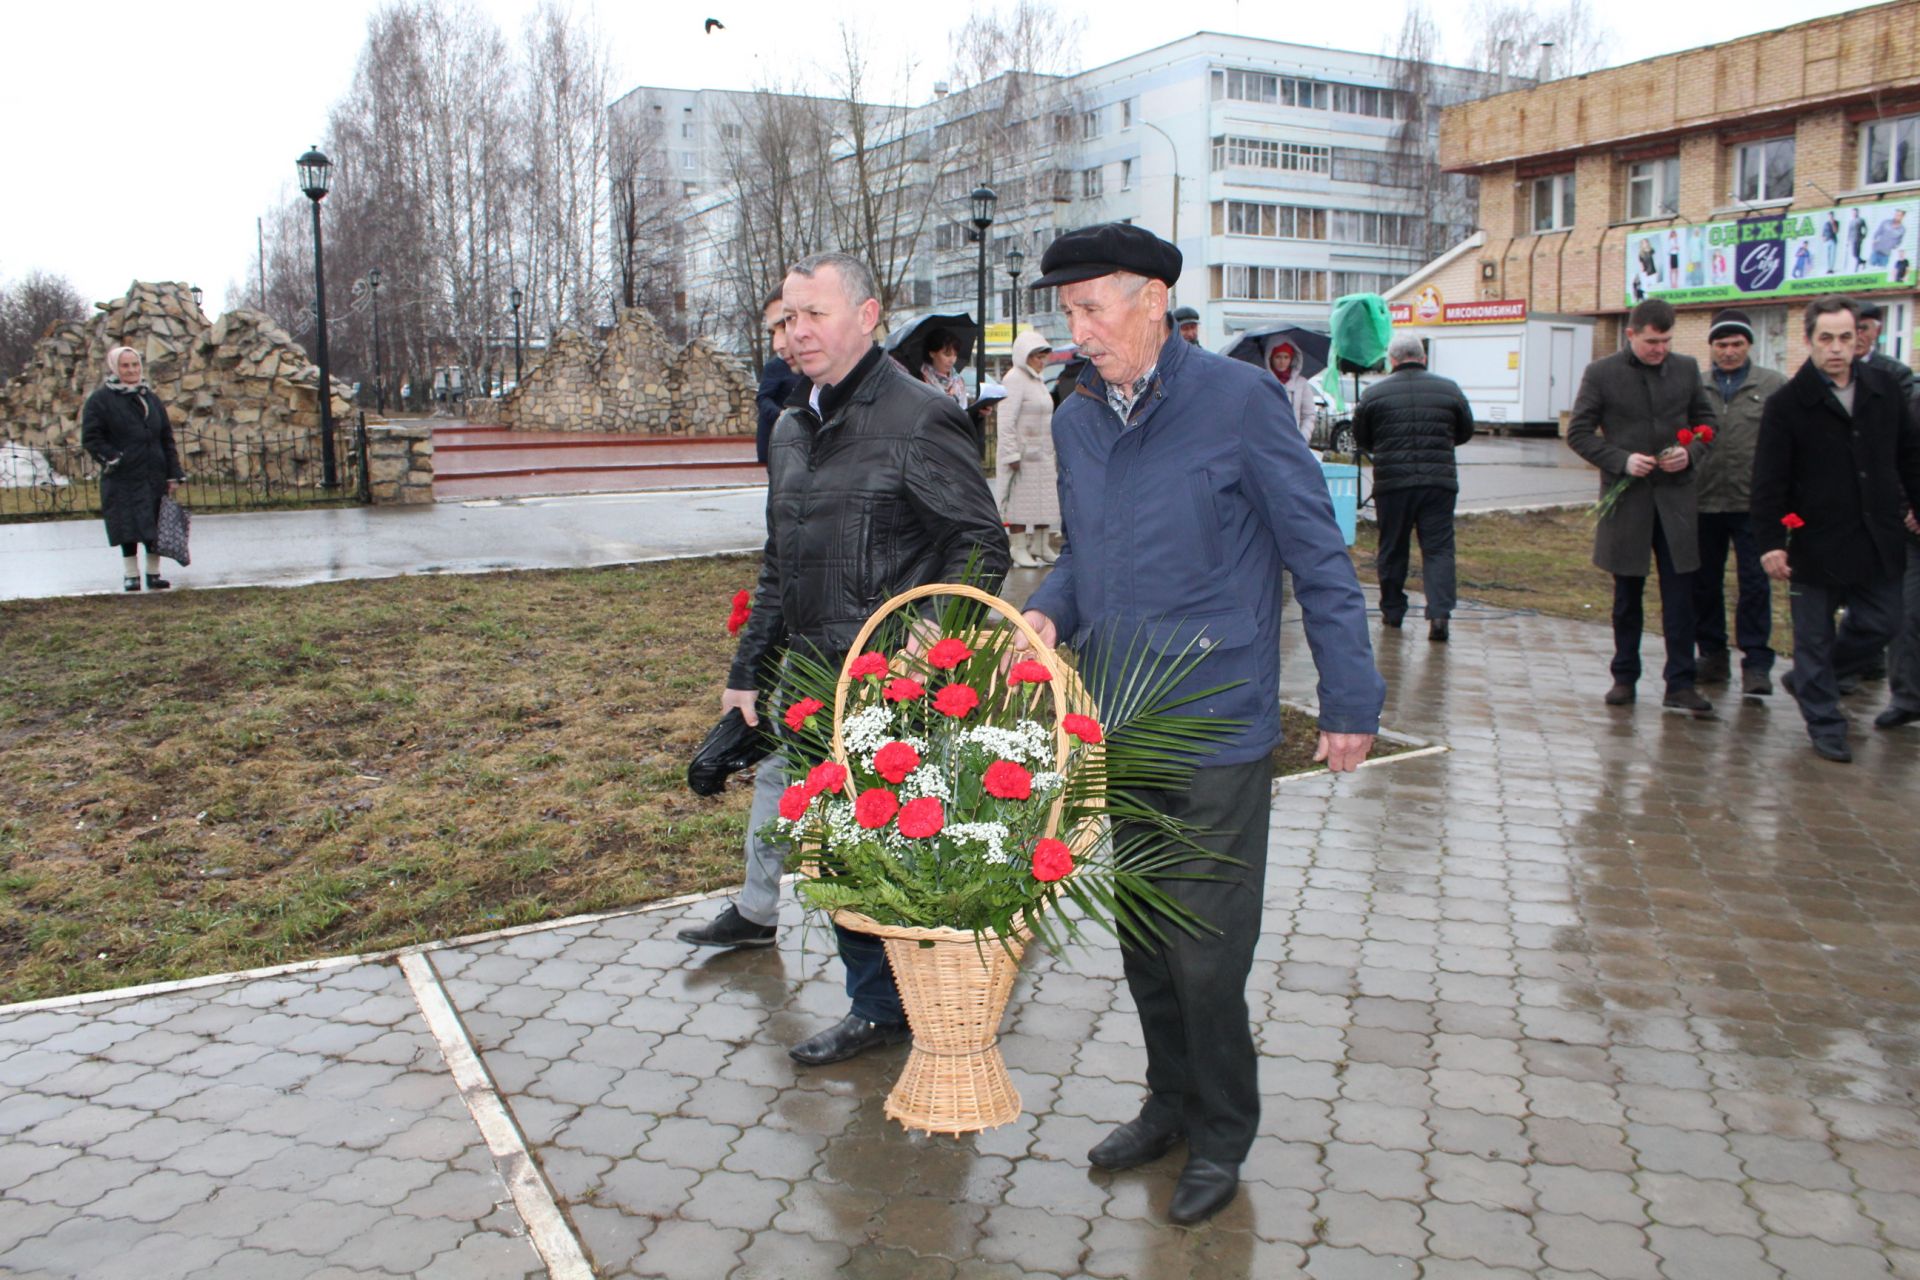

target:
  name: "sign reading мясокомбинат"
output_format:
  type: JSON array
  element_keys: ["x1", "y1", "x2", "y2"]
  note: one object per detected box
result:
[{"x1": 1624, "y1": 200, "x2": 1915, "y2": 307}]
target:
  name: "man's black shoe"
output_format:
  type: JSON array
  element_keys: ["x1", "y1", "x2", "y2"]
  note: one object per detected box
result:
[
  {"x1": 678, "y1": 904, "x2": 776, "y2": 949},
  {"x1": 1811, "y1": 737, "x2": 1853, "y2": 764},
  {"x1": 787, "y1": 1013, "x2": 910, "y2": 1066},
  {"x1": 1604, "y1": 683, "x2": 1636, "y2": 706},
  {"x1": 1381, "y1": 616, "x2": 1403, "y2": 629},
  {"x1": 1168, "y1": 1157, "x2": 1241, "y2": 1226},
  {"x1": 1838, "y1": 674, "x2": 1862, "y2": 696},
  {"x1": 1428, "y1": 620, "x2": 1449, "y2": 643},
  {"x1": 1874, "y1": 705, "x2": 1920, "y2": 729},
  {"x1": 1695, "y1": 651, "x2": 1730, "y2": 686},
  {"x1": 1087, "y1": 1114, "x2": 1186, "y2": 1171},
  {"x1": 1662, "y1": 687, "x2": 1713, "y2": 715},
  {"x1": 1742, "y1": 669, "x2": 1773, "y2": 697}
]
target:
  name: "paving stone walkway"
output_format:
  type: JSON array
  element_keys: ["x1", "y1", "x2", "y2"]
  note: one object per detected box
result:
[{"x1": 3, "y1": 593, "x2": 1917, "y2": 1278}]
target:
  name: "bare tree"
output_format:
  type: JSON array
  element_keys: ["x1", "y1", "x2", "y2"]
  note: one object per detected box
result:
[
  {"x1": 1468, "y1": 0, "x2": 1611, "y2": 83},
  {"x1": 608, "y1": 96, "x2": 684, "y2": 331},
  {"x1": 1387, "y1": 3, "x2": 1485, "y2": 262},
  {"x1": 0, "y1": 269, "x2": 87, "y2": 380}
]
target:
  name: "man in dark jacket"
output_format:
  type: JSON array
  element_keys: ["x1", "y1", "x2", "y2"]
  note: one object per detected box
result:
[
  {"x1": 1693, "y1": 308, "x2": 1788, "y2": 696},
  {"x1": 1566, "y1": 298, "x2": 1719, "y2": 713},
  {"x1": 753, "y1": 289, "x2": 802, "y2": 465},
  {"x1": 1752, "y1": 296, "x2": 1920, "y2": 762},
  {"x1": 1878, "y1": 381, "x2": 1920, "y2": 731},
  {"x1": 680, "y1": 252, "x2": 1011, "y2": 1061},
  {"x1": 1856, "y1": 299, "x2": 1916, "y2": 399},
  {"x1": 1352, "y1": 331, "x2": 1474, "y2": 642},
  {"x1": 1019, "y1": 224, "x2": 1384, "y2": 1227}
]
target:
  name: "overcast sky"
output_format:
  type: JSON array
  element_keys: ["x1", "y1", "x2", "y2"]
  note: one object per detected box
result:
[{"x1": 3, "y1": 0, "x2": 1862, "y2": 314}]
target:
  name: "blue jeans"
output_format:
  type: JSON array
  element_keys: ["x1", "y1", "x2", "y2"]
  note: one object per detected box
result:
[
  {"x1": 1693, "y1": 511, "x2": 1774, "y2": 673},
  {"x1": 835, "y1": 924, "x2": 903, "y2": 1025}
]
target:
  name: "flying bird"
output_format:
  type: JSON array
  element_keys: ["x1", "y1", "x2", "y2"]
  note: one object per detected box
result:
[{"x1": 704, "y1": 17, "x2": 724, "y2": 33}]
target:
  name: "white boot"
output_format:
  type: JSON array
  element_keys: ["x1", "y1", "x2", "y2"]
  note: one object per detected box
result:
[
  {"x1": 1034, "y1": 527, "x2": 1059, "y2": 564},
  {"x1": 1009, "y1": 530, "x2": 1040, "y2": 568}
]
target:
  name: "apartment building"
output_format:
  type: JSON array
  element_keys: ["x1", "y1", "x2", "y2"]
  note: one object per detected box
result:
[{"x1": 1422, "y1": 2, "x2": 1920, "y2": 373}]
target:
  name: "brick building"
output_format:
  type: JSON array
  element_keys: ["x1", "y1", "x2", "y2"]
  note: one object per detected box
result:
[{"x1": 1416, "y1": 2, "x2": 1920, "y2": 377}]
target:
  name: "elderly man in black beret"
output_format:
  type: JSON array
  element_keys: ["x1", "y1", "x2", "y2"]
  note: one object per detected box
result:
[{"x1": 1017, "y1": 223, "x2": 1385, "y2": 1226}]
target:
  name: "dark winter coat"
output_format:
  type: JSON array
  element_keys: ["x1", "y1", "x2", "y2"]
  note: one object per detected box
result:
[
  {"x1": 1863, "y1": 350, "x2": 1915, "y2": 401},
  {"x1": 80, "y1": 385, "x2": 184, "y2": 547},
  {"x1": 1565, "y1": 348, "x2": 1718, "y2": 576},
  {"x1": 1695, "y1": 362, "x2": 1787, "y2": 513},
  {"x1": 754, "y1": 356, "x2": 801, "y2": 465},
  {"x1": 728, "y1": 345, "x2": 1010, "y2": 689},
  {"x1": 1750, "y1": 360, "x2": 1920, "y2": 589},
  {"x1": 1350, "y1": 362, "x2": 1474, "y2": 496}
]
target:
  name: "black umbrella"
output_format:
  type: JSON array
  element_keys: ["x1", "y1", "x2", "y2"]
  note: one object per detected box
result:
[
  {"x1": 1220, "y1": 325, "x2": 1331, "y2": 380},
  {"x1": 884, "y1": 311, "x2": 980, "y2": 374}
]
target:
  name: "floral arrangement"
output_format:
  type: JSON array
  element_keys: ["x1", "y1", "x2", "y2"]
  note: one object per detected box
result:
[
  {"x1": 726, "y1": 589, "x2": 753, "y2": 635},
  {"x1": 767, "y1": 593, "x2": 1236, "y2": 947},
  {"x1": 1592, "y1": 424, "x2": 1715, "y2": 521}
]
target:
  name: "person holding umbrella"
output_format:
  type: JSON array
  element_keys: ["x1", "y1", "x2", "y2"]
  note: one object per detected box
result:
[
  {"x1": 1268, "y1": 341, "x2": 1317, "y2": 447},
  {"x1": 918, "y1": 327, "x2": 969, "y2": 408}
]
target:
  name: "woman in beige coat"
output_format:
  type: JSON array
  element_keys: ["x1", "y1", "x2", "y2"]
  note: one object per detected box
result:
[{"x1": 997, "y1": 329, "x2": 1060, "y2": 567}]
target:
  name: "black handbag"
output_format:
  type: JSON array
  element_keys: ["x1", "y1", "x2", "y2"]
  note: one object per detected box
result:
[
  {"x1": 156, "y1": 495, "x2": 191, "y2": 566},
  {"x1": 686, "y1": 708, "x2": 774, "y2": 795}
]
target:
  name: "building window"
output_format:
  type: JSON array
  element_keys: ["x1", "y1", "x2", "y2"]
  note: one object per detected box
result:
[
  {"x1": 1215, "y1": 264, "x2": 1328, "y2": 302},
  {"x1": 1223, "y1": 200, "x2": 1327, "y2": 239},
  {"x1": 1211, "y1": 68, "x2": 1279, "y2": 104},
  {"x1": 1120, "y1": 99, "x2": 1133, "y2": 129},
  {"x1": 1734, "y1": 138, "x2": 1794, "y2": 202},
  {"x1": 681, "y1": 122, "x2": 694, "y2": 138},
  {"x1": 1120, "y1": 159, "x2": 1133, "y2": 191},
  {"x1": 681, "y1": 151, "x2": 696, "y2": 170},
  {"x1": 1531, "y1": 173, "x2": 1576, "y2": 231},
  {"x1": 1862, "y1": 114, "x2": 1920, "y2": 187},
  {"x1": 1330, "y1": 84, "x2": 1402, "y2": 119},
  {"x1": 1280, "y1": 77, "x2": 1329, "y2": 109},
  {"x1": 1280, "y1": 143, "x2": 1332, "y2": 174},
  {"x1": 1082, "y1": 166, "x2": 1104, "y2": 199},
  {"x1": 719, "y1": 123, "x2": 741, "y2": 141},
  {"x1": 936, "y1": 271, "x2": 974, "y2": 303},
  {"x1": 1625, "y1": 157, "x2": 1680, "y2": 219},
  {"x1": 1079, "y1": 108, "x2": 1102, "y2": 140},
  {"x1": 1332, "y1": 271, "x2": 1401, "y2": 296},
  {"x1": 1328, "y1": 210, "x2": 1421, "y2": 247},
  {"x1": 1213, "y1": 136, "x2": 1277, "y2": 170}
]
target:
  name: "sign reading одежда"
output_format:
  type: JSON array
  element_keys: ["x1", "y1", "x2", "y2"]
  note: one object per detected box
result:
[{"x1": 1623, "y1": 199, "x2": 1916, "y2": 307}]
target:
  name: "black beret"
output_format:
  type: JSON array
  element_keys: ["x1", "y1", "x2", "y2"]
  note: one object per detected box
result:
[
  {"x1": 1034, "y1": 222, "x2": 1182, "y2": 289},
  {"x1": 1855, "y1": 298, "x2": 1884, "y2": 321},
  {"x1": 1172, "y1": 306, "x2": 1200, "y2": 323}
]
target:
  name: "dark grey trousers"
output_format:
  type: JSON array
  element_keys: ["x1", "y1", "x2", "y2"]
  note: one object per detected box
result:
[
  {"x1": 1788, "y1": 575, "x2": 1904, "y2": 741},
  {"x1": 1119, "y1": 754, "x2": 1275, "y2": 1164},
  {"x1": 1374, "y1": 485, "x2": 1458, "y2": 623},
  {"x1": 1890, "y1": 544, "x2": 1920, "y2": 715}
]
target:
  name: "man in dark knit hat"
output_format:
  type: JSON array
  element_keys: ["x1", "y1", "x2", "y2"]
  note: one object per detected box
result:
[
  {"x1": 1015, "y1": 222, "x2": 1384, "y2": 1226},
  {"x1": 1694, "y1": 308, "x2": 1787, "y2": 696}
]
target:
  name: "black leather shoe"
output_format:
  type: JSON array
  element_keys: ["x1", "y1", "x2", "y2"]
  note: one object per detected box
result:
[
  {"x1": 1662, "y1": 687, "x2": 1712, "y2": 715},
  {"x1": 788, "y1": 1013, "x2": 909, "y2": 1066},
  {"x1": 1381, "y1": 615, "x2": 1403, "y2": 629},
  {"x1": 1168, "y1": 1157, "x2": 1240, "y2": 1226},
  {"x1": 1088, "y1": 1114, "x2": 1186, "y2": 1171},
  {"x1": 123, "y1": 576, "x2": 140, "y2": 592},
  {"x1": 1428, "y1": 620, "x2": 1449, "y2": 643},
  {"x1": 678, "y1": 904, "x2": 776, "y2": 949},
  {"x1": 1695, "y1": 651, "x2": 1730, "y2": 686},
  {"x1": 145, "y1": 574, "x2": 171, "y2": 590},
  {"x1": 1874, "y1": 706, "x2": 1920, "y2": 730},
  {"x1": 1742, "y1": 669, "x2": 1773, "y2": 697},
  {"x1": 1811, "y1": 737, "x2": 1853, "y2": 764},
  {"x1": 1604, "y1": 683, "x2": 1636, "y2": 706}
]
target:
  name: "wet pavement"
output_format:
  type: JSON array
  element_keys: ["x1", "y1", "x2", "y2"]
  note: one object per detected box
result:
[
  {"x1": 1453, "y1": 435, "x2": 1596, "y2": 513},
  {"x1": 4, "y1": 587, "x2": 1917, "y2": 1278}
]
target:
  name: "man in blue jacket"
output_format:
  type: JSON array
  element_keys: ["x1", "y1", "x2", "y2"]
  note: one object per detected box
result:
[
  {"x1": 1018, "y1": 223, "x2": 1385, "y2": 1226},
  {"x1": 754, "y1": 289, "x2": 802, "y2": 465}
]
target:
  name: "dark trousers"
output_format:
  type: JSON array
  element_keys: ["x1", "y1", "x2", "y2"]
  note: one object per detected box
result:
[
  {"x1": 834, "y1": 924, "x2": 904, "y2": 1026},
  {"x1": 1891, "y1": 544, "x2": 1920, "y2": 714},
  {"x1": 1119, "y1": 754, "x2": 1274, "y2": 1164},
  {"x1": 1374, "y1": 486, "x2": 1458, "y2": 623},
  {"x1": 1611, "y1": 519, "x2": 1698, "y2": 691},
  {"x1": 1788, "y1": 575, "x2": 1904, "y2": 741},
  {"x1": 1693, "y1": 511, "x2": 1774, "y2": 673}
]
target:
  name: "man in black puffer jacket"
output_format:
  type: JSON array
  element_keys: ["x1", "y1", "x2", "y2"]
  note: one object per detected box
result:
[
  {"x1": 681, "y1": 250, "x2": 1010, "y2": 1067},
  {"x1": 1353, "y1": 332, "x2": 1476, "y2": 641}
]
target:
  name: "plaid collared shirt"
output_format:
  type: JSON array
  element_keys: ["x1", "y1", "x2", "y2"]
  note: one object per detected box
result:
[{"x1": 1104, "y1": 365, "x2": 1158, "y2": 426}]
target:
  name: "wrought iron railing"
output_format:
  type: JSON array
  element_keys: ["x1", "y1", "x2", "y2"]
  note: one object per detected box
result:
[{"x1": 0, "y1": 420, "x2": 367, "y2": 521}]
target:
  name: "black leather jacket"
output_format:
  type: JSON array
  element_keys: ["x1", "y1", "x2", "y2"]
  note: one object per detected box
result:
[
  {"x1": 1352, "y1": 363, "x2": 1475, "y2": 495},
  {"x1": 728, "y1": 345, "x2": 1010, "y2": 689}
]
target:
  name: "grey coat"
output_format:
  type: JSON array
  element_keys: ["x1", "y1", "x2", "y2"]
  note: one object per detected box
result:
[
  {"x1": 1565, "y1": 348, "x2": 1718, "y2": 576},
  {"x1": 1695, "y1": 362, "x2": 1787, "y2": 514}
]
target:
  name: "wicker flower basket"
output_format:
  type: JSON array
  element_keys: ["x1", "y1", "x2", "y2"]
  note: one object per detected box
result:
[{"x1": 818, "y1": 581, "x2": 1100, "y2": 1135}]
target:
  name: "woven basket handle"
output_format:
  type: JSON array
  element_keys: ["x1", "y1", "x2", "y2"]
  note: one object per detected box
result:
[{"x1": 830, "y1": 581, "x2": 1072, "y2": 785}]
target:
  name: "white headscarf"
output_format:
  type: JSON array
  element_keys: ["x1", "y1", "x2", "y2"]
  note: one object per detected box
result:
[{"x1": 104, "y1": 346, "x2": 149, "y2": 395}]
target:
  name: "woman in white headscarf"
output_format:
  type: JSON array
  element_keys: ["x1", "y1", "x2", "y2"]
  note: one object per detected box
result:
[
  {"x1": 80, "y1": 346, "x2": 184, "y2": 591},
  {"x1": 996, "y1": 329, "x2": 1060, "y2": 567}
]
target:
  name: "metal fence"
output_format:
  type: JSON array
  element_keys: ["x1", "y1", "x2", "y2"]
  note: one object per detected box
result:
[{"x1": 0, "y1": 419, "x2": 368, "y2": 520}]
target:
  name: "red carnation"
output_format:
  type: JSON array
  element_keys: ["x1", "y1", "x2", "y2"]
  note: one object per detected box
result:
[
  {"x1": 1031, "y1": 838, "x2": 1074, "y2": 882},
  {"x1": 783, "y1": 698, "x2": 825, "y2": 732},
  {"x1": 897, "y1": 797, "x2": 945, "y2": 839},
  {"x1": 1006, "y1": 659, "x2": 1053, "y2": 686},
  {"x1": 848, "y1": 651, "x2": 889, "y2": 681},
  {"x1": 854, "y1": 788, "x2": 899, "y2": 829},
  {"x1": 1062, "y1": 713, "x2": 1104, "y2": 744},
  {"x1": 933, "y1": 683, "x2": 980, "y2": 718},
  {"x1": 1782, "y1": 512, "x2": 1806, "y2": 530},
  {"x1": 884, "y1": 676, "x2": 926, "y2": 703},
  {"x1": 1677, "y1": 428, "x2": 1694, "y2": 446},
  {"x1": 982, "y1": 760, "x2": 1033, "y2": 800},
  {"x1": 872, "y1": 741, "x2": 922, "y2": 785},
  {"x1": 726, "y1": 589, "x2": 753, "y2": 635},
  {"x1": 778, "y1": 784, "x2": 811, "y2": 821},
  {"x1": 804, "y1": 761, "x2": 848, "y2": 797},
  {"x1": 1694, "y1": 425, "x2": 1715, "y2": 443},
  {"x1": 926, "y1": 638, "x2": 974, "y2": 670}
]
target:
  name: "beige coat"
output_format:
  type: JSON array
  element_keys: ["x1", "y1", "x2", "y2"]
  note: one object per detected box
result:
[{"x1": 997, "y1": 331, "x2": 1060, "y2": 526}]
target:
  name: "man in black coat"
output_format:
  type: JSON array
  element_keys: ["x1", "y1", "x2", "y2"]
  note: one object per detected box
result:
[
  {"x1": 754, "y1": 289, "x2": 803, "y2": 465},
  {"x1": 1872, "y1": 382, "x2": 1920, "y2": 732},
  {"x1": 1752, "y1": 296, "x2": 1920, "y2": 763},
  {"x1": 1353, "y1": 331, "x2": 1475, "y2": 642}
]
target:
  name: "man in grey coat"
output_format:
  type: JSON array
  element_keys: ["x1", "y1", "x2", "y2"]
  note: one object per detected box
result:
[
  {"x1": 1693, "y1": 308, "x2": 1787, "y2": 697},
  {"x1": 1566, "y1": 298, "x2": 1719, "y2": 713}
]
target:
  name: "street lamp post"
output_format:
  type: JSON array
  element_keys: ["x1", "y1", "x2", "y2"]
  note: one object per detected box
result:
[
  {"x1": 1138, "y1": 120, "x2": 1182, "y2": 308},
  {"x1": 368, "y1": 267, "x2": 385, "y2": 415},
  {"x1": 190, "y1": 285, "x2": 203, "y2": 315},
  {"x1": 297, "y1": 145, "x2": 339, "y2": 489},
  {"x1": 509, "y1": 286, "x2": 523, "y2": 388},
  {"x1": 969, "y1": 185, "x2": 997, "y2": 411},
  {"x1": 1005, "y1": 246, "x2": 1025, "y2": 340}
]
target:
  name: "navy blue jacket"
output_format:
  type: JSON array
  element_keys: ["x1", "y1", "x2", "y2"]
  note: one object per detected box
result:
[
  {"x1": 1027, "y1": 330, "x2": 1384, "y2": 765},
  {"x1": 755, "y1": 356, "x2": 802, "y2": 465}
]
